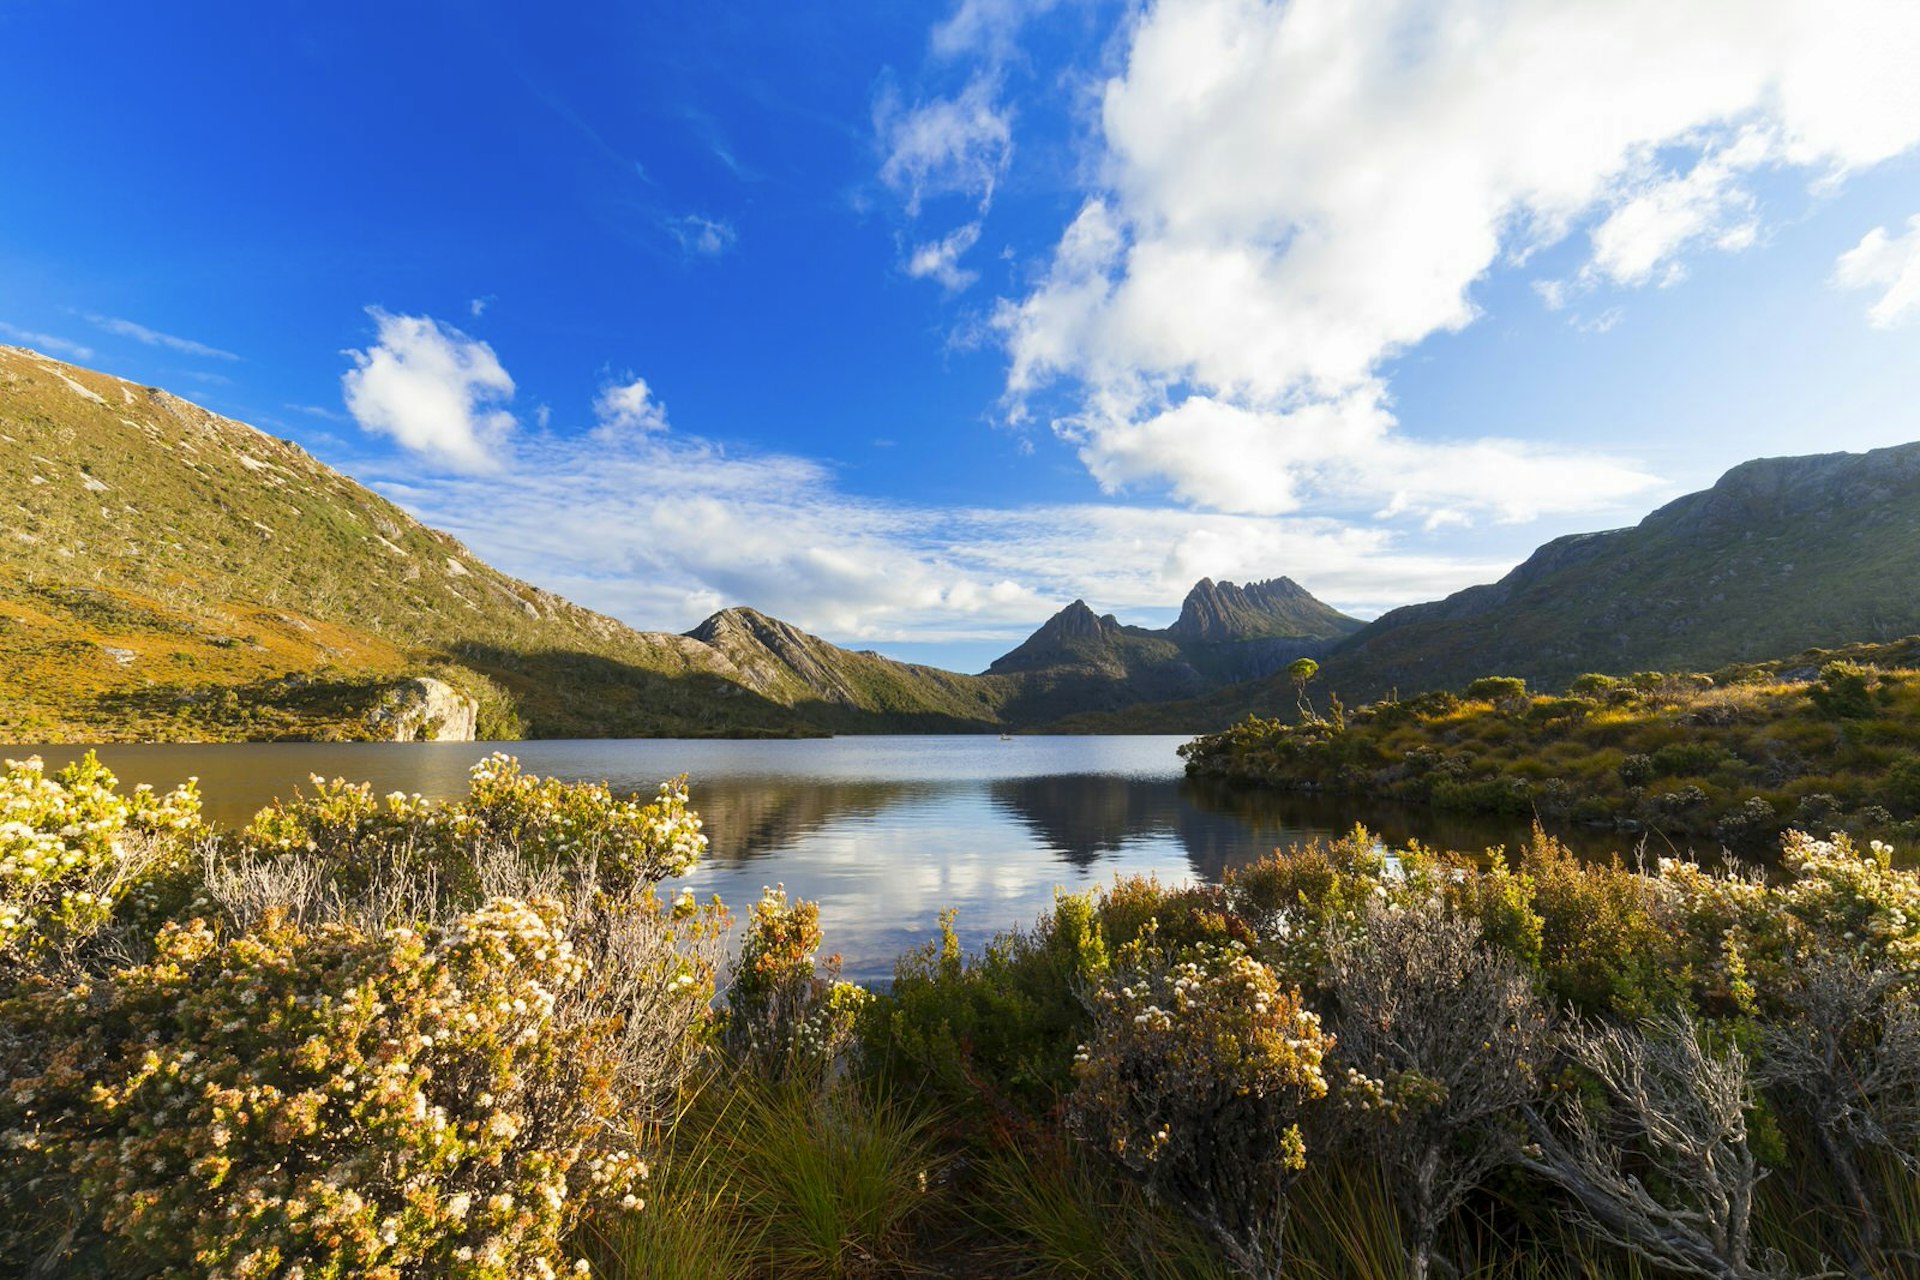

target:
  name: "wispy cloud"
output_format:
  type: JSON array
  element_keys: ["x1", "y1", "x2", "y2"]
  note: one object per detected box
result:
[
  {"x1": 592, "y1": 375, "x2": 671, "y2": 440},
  {"x1": 0, "y1": 321, "x2": 95, "y2": 361},
  {"x1": 367, "y1": 393, "x2": 1528, "y2": 649},
  {"x1": 1834, "y1": 214, "x2": 1920, "y2": 328},
  {"x1": 666, "y1": 213, "x2": 738, "y2": 258},
  {"x1": 906, "y1": 222, "x2": 984, "y2": 291},
  {"x1": 341, "y1": 309, "x2": 517, "y2": 473},
  {"x1": 84, "y1": 313, "x2": 240, "y2": 360}
]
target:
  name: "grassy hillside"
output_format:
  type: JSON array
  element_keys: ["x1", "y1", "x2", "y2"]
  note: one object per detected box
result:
[
  {"x1": 1180, "y1": 636, "x2": 1920, "y2": 851},
  {"x1": 1326, "y1": 443, "x2": 1920, "y2": 699},
  {"x1": 0, "y1": 347, "x2": 1000, "y2": 740}
]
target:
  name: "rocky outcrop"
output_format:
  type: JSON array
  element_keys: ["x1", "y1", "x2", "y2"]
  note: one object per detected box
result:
[
  {"x1": 1169, "y1": 576, "x2": 1363, "y2": 643},
  {"x1": 367, "y1": 677, "x2": 478, "y2": 742}
]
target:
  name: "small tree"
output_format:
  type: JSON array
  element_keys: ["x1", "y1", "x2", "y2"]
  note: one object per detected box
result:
[{"x1": 1287, "y1": 658, "x2": 1321, "y2": 723}]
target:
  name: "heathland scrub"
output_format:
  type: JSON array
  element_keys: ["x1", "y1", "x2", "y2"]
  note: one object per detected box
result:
[{"x1": 2, "y1": 753, "x2": 1917, "y2": 1278}]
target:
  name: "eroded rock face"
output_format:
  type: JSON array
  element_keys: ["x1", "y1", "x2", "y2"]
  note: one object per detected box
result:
[{"x1": 368, "y1": 677, "x2": 478, "y2": 742}]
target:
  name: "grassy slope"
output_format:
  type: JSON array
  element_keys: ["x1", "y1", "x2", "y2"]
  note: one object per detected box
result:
[
  {"x1": 1326, "y1": 443, "x2": 1920, "y2": 699},
  {"x1": 0, "y1": 347, "x2": 1002, "y2": 740},
  {"x1": 1179, "y1": 636, "x2": 1920, "y2": 849}
]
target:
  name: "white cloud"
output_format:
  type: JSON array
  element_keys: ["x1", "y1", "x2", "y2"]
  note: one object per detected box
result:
[
  {"x1": 341, "y1": 310, "x2": 517, "y2": 472},
  {"x1": 906, "y1": 222, "x2": 985, "y2": 291},
  {"x1": 0, "y1": 321, "x2": 95, "y2": 361},
  {"x1": 931, "y1": 0, "x2": 1061, "y2": 60},
  {"x1": 668, "y1": 214, "x2": 738, "y2": 258},
  {"x1": 372, "y1": 417, "x2": 1513, "y2": 650},
  {"x1": 995, "y1": 0, "x2": 1920, "y2": 523},
  {"x1": 85, "y1": 313, "x2": 240, "y2": 360},
  {"x1": 1834, "y1": 214, "x2": 1920, "y2": 328},
  {"x1": 877, "y1": 74, "x2": 1013, "y2": 219},
  {"x1": 470, "y1": 296, "x2": 493, "y2": 318},
  {"x1": 593, "y1": 376, "x2": 671, "y2": 439}
]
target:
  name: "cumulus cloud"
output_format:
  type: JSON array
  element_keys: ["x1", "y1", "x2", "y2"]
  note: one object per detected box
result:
[
  {"x1": 906, "y1": 222, "x2": 985, "y2": 291},
  {"x1": 592, "y1": 375, "x2": 671, "y2": 439},
  {"x1": 995, "y1": 0, "x2": 1920, "y2": 523},
  {"x1": 85, "y1": 313, "x2": 240, "y2": 360},
  {"x1": 1834, "y1": 214, "x2": 1920, "y2": 328},
  {"x1": 341, "y1": 310, "x2": 517, "y2": 472}
]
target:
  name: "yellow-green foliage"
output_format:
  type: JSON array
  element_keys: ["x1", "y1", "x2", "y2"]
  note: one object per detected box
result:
[
  {"x1": 2, "y1": 899, "x2": 663, "y2": 1279},
  {"x1": 867, "y1": 893, "x2": 1108, "y2": 1115},
  {"x1": 1182, "y1": 640, "x2": 1920, "y2": 847},
  {"x1": 1, "y1": 756, "x2": 724, "y2": 1280},
  {"x1": 238, "y1": 753, "x2": 706, "y2": 901},
  {"x1": 723, "y1": 886, "x2": 870, "y2": 1077},
  {"x1": 1070, "y1": 931, "x2": 1333, "y2": 1276},
  {"x1": 0, "y1": 751, "x2": 200, "y2": 966}
]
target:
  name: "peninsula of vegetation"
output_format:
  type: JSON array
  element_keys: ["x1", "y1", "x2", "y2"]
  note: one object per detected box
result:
[{"x1": 1180, "y1": 637, "x2": 1920, "y2": 854}]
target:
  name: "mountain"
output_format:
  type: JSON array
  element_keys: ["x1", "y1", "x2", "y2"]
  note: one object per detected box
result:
[
  {"x1": 1169, "y1": 576, "x2": 1360, "y2": 644},
  {"x1": 1056, "y1": 442, "x2": 1920, "y2": 732},
  {"x1": 983, "y1": 579, "x2": 1360, "y2": 721},
  {"x1": 0, "y1": 346, "x2": 998, "y2": 741},
  {"x1": 1325, "y1": 443, "x2": 1920, "y2": 698}
]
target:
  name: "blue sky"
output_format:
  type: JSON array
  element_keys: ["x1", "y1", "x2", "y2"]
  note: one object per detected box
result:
[{"x1": 4, "y1": 0, "x2": 1919, "y2": 672}]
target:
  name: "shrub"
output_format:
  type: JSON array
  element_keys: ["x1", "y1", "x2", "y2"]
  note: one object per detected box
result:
[
  {"x1": 2, "y1": 897, "x2": 697, "y2": 1278},
  {"x1": 1618, "y1": 754, "x2": 1654, "y2": 787},
  {"x1": 1882, "y1": 755, "x2": 1920, "y2": 815},
  {"x1": 1225, "y1": 829, "x2": 1386, "y2": 987},
  {"x1": 1463, "y1": 676, "x2": 1527, "y2": 704},
  {"x1": 1649, "y1": 741, "x2": 1724, "y2": 778},
  {"x1": 1323, "y1": 899, "x2": 1549, "y2": 1280},
  {"x1": 0, "y1": 751, "x2": 202, "y2": 973},
  {"x1": 1568, "y1": 674, "x2": 1622, "y2": 697},
  {"x1": 238, "y1": 753, "x2": 706, "y2": 905},
  {"x1": 724, "y1": 886, "x2": 869, "y2": 1080},
  {"x1": 1070, "y1": 932, "x2": 1334, "y2": 1279},
  {"x1": 867, "y1": 893, "x2": 1105, "y2": 1117},
  {"x1": 1520, "y1": 1012, "x2": 1782, "y2": 1280},
  {"x1": 1810, "y1": 662, "x2": 1874, "y2": 720}
]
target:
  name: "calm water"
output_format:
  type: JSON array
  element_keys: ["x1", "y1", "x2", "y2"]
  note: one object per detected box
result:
[{"x1": 14, "y1": 737, "x2": 1623, "y2": 982}]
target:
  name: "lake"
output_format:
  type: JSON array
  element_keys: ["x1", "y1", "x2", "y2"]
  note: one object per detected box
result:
[{"x1": 12, "y1": 736, "x2": 1627, "y2": 982}]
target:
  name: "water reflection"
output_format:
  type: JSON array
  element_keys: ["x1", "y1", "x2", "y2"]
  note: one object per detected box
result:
[{"x1": 14, "y1": 736, "x2": 1629, "y2": 982}]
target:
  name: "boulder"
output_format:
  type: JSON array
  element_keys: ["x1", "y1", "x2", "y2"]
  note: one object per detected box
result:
[{"x1": 367, "y1": 676, "x2": 478, "y2": 742}]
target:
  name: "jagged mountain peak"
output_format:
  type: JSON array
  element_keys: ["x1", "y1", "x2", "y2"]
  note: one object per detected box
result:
[{"x1": 1170, "y1": 575, "x2": 1358, "y2": 643}]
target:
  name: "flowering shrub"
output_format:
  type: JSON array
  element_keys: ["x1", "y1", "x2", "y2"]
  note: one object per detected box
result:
[
  {"x1": 1774, "y1": 830, "x2": 1919, "y2": 968},
  {"x1": 0, "y1": 752, "x2": 201, "y2": 970},
  {"x1": 1070, "y1": 931, "x2": 1333, "y2": 1279},
  {"x1": 724, "y1": 885, "x2": 868, "y2": 1078},
  {"x1": 238, "y1": 754, "x2": 706, "y2": 903},
  {"x1": 0, "y1": 895, "x2": 710, "y2": 1278}
]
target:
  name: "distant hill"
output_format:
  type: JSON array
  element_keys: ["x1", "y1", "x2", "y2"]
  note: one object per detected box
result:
[
  {"x1": 0, "y1": 346, "x2": 1346, "y2": 742},
  {"x1": 1061, "y1": 443, "x2": 1920, "y2": 732},
  {"x1": 0, "y1": 346, "x2": 999, "y2": 740},
  {"x1": 986, "y1": 580, "x2": 1360, "y2": 722},
  {"x1": 1325, "y1": 443, "x2": 1920, "y2": 699}
]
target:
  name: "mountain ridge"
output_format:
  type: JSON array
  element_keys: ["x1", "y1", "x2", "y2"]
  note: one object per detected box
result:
[{"x1": 8, "y1": 345, "x2": 1918, "y2": 742}]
